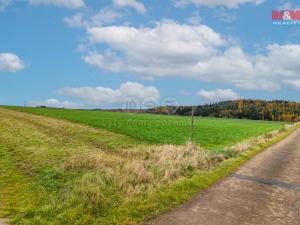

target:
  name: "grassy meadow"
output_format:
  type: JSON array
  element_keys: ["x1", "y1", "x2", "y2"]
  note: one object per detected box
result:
[
  {"x1": 0, "y1": 107, "x2": 295, "y2": 225},
  {"x1": 4, "y1": 106, "x2": 286, "y2": 150}
]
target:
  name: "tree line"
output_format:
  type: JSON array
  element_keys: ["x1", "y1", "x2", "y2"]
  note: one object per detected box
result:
[{"x1": 145, "y1": 100, "x2": 300, "y2": 122}]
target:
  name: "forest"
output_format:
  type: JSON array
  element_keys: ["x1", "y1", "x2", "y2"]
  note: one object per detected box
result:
[{"x1": 146, "y1": 100, "x2": 300, "y2": 122}]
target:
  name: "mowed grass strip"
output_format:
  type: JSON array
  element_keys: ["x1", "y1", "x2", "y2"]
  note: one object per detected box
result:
[{"x1": 3, "y1": 106, "x2": 286, "y2": 150}]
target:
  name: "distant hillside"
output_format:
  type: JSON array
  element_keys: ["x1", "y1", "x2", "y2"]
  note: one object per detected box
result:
[{"x1": 146, "y1": 100, "x2": 300, "y2": 122}]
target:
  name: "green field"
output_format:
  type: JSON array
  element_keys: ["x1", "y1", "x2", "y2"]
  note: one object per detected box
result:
[
  {"x1": 4, "y1": 106, "x2": 286, "y2": 150},
  {"x1": 0, "y1": 107, "x2": 294, "y2": 225}
]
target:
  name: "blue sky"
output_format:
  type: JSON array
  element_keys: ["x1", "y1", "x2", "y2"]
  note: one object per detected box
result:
[{"x1": 1, "y1": 0, "x2": 300, "y2": 109}]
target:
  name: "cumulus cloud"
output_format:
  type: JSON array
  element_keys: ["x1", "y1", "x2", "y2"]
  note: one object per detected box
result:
[
  {"x1": 84, "y1": 21, "x2": 226, "y2": 76},
  {"x1": 213, "y1": 9, "x2": 237, "y2": 23},
  {"x1": 112, "y1": 0, "x2": 146, "y2": 14},
  {"x1": 284, "y1": 80, "x2": 300, "y2": 90},
  {"x1": 63, "y1": 8, "x2": 122, "y2": 28},
  {"x1": 0, "y1": 53, "x2": 25, "y2": 72},
  {"x1": 91, "y1": 7, "x2": 122, "y2": 24},
  {"x1": 28, "y1": 0, "x2": 85, "y2": 9},
  {"x1": 185, "y1": 11, "x2": 202, "y2": 25},
  {"x1": 174, "y1": 0, "x2": 264, "y2": 8},
  {"x1": 63, "y1": 13, "x2": 86, "y2": 27},
  {"x1": 80, "y1": 20, "x2": 300, "y2": 91},
  {"x1": 28, "y1": 99, "x2": 83, "y2": 109},
  {"x1": 245, "y1": 44, "x2": 300, "y2": 90},
  {"x1": 56, "y1": 82, "x2": 160, "y2": 108},
  {"x1": 197, "y1": 89, "x2": 240, "y2": 103}
]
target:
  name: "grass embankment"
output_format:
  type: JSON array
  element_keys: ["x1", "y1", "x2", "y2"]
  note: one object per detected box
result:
[
  {"x1": 0, "y1": 108, "x2": 295, "y2": 224},
  {"x1": 4, "y1": 106, "x2": 286, "y2": 150}
]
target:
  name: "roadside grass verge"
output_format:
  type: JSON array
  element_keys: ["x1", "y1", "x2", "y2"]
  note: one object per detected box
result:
[
  {"x1": 2, "y1": 106, "x2": 286, "y2": 150},
  {"x1": 0, "y1": 109, "x2": 297, "y2": 224}
]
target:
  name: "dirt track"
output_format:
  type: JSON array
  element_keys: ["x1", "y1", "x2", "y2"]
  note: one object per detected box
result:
[{"x1": 147, "y1": 128, "x2": 300, "y2": 225}]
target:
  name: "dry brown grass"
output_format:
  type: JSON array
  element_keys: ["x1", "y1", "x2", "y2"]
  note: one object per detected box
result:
[
  {"x1": 62, "y1": 124, "x2": 291, "y2": 198},
  {"x1": 125, "y1": 160, "x2": 153, "y2": 183},
  {"x1": 61, "y1": 141, "x2": 225, "y2": 197},
  {"x1": 60, "y1": 123, "x2": 295, "y2": 198},
  {"x1": 64, "y1": 153, "x2": 105, "y2": 170},
  {"x1": 118, "y1": 142, "x2": 220, "y2": 195},
  {"x1": 225, "y1": 125, "x2": 294, "y2": 154}
]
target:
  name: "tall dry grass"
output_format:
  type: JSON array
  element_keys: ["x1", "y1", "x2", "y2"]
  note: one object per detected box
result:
[
  {"x1": 225, "y1": 124, "x2": 294, "y2": 153},
  {"x1": 62, "y1": 125, "x2": 293, "y2": 202},
  {"x1": 63, "y1": 141, "x2": 224, "y2": 198}
]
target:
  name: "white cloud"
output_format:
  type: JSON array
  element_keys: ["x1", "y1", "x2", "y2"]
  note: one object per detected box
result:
[
  {"x1": 248, "y1": 44, "x2": 300, "y2": 90},
  {"x1": 197, "y1": 89, "x2": 240, "y2": 103},
  {"x1": 284, "y1": 80, "x2": 300, "y2": 90},
  {"x1": 56, "y1": 82, "x2": 160, "y2": 107},
  {"x1": 63, "y1": 13, "x2": 86, "y2": 27},
  {"x1": 0, "y1": 53, "x2": 25, "y2": 72},
  {"x1": 63, "y1": 8, "x2": 122, "y2": 28},
  {"x1": 0, "y1": 0, "x2": 11, "y2": 11},
  {"x1": 174, "y1": 0, "x2": 264, "y2": 8},
  {"x1": 185, "y1": 11, "x2": 201, "y2": 25},
  {"x1": 28, "y1": 0, "x2": 85, "y2": 9},
  {"x1": 91, "y1": 7, "x2": 122, "y2": 25},
  {"x1": 28, "y1": 99, "x2": 83, "y2": 109},
  {"x1": 80, "y1": 20, "x2": 300, "y2": 91},
  {"x1": 85, "y1": 21, "x2": 227, "y2": 77},
  {"x1": 112, "y1": 0, "x2": 146, "y2": 14},
  {"x1": 213, "y1": 9, "x2": 237, "y2": 23}
]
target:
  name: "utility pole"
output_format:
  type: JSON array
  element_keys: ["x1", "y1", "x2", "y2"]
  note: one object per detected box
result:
[
  {"x1": 23, "y1": 100, "x2": 26, "y2": 112},
  {"x1": 190, "y1": 106, "x2": 195, "y2": 144}
]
